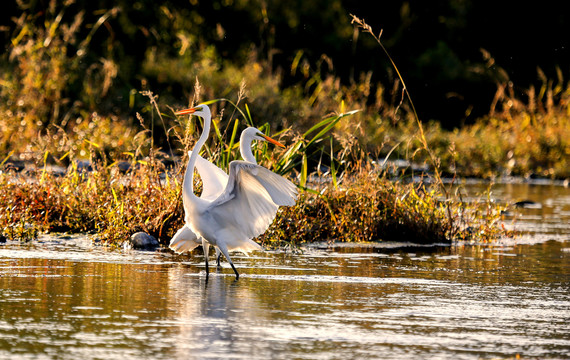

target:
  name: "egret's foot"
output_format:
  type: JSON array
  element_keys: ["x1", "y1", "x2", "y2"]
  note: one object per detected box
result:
[
  {"x1": 202, "y1": 240, "x2": 210, "y2": 279},
  {"x1": 216, "y1": 253, "x2": 223, "y2": 268}
]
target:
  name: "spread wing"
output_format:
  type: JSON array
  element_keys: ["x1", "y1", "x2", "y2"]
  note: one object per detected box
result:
[
  {"x1": 207, "y1": 161, "x2": 298, "y2": 240},
  {"x1": 188, "y1": 150, "x2": 229, "y2": 201}
]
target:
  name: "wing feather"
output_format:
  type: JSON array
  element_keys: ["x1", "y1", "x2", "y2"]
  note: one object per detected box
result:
[
  {"x1": 251, "y1": 167, "x2": 298, "y2": 206},
  {"x1": 207, "y1": 161, "x2": 297, "y2": 241}
]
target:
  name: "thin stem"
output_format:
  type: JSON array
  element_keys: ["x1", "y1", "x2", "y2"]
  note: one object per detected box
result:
[{"x1": 350, "y1": 14, "x2": 455, "y2": 237}]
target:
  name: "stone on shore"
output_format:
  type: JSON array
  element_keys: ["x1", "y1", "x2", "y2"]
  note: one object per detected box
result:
[{"x1": 124, "y1": 232, "x2": 159, "y2": 250}]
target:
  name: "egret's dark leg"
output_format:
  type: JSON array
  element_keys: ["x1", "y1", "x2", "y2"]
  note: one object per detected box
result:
[
  {"x1": 216, "y1": 252, "x2": 223, "y2": 267},
  {"x1": 218, "y1": 243, "x2": 239, "y2": 280},
  {"x1": 201, "y1": 239, "x2": 210, "y2": 278},
  {"x1": 230, "y1": 262, "x2": 240, "y2": 280}
]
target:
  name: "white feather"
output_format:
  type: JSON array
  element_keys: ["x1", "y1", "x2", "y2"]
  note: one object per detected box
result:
[
  {"x1": 190, "y1": 150, "x2": 228, "y2": 200},
  {"x1": 169, "y1": 225, "x2": 200, "y2": 254}
]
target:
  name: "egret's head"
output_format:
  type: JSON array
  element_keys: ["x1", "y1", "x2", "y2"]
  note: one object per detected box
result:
[
  {"x1": 241, "y1": 127, "x2": 285, "y2": 148},
  {"x1": 175, "y1": 104, "x2": 211, "y2": 119}
]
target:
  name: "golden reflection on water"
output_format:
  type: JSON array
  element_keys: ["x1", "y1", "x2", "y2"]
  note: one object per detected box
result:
[{"x1": 0, "y1": 239, "x2": 569, "y2": 359}]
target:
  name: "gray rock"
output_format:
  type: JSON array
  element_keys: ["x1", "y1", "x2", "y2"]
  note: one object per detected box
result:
[{"x1": 125, "y1": 232, "x2": 159, "y2": 250}]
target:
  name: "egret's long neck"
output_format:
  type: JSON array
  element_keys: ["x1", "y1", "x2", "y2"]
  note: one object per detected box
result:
[
  {"x1": 240, "y1": 135, "x2": 257, "y2": 164},
  {"x1": 183, "y1": 114, "x2": 211, "y2": 203}
]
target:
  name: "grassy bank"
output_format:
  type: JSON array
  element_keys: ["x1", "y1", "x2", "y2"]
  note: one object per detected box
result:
[
  {"x1": 438, "y1": 84, "x2": 570, "y2": 179},
  {"x1": 357, "y1": 84, "x2": 570, "y2": 181},
  {"x1": 0, "y1": 151, "x2": 509, "y2": 246},
  {"x1": 0, "y1": 98, "x2": 511, "y2": 246}
]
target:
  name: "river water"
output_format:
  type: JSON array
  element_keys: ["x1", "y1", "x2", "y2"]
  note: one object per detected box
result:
[{"x1": 0, "y1": 183, "x2": 569, "y2": 359}]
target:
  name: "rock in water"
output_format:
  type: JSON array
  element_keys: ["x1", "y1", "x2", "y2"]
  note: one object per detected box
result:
[
  {"x1": 514, "y1": 200, "x2": 542, "y2": 209},
  {"x1": 125, "y1": 232, "x2": 159, "y2": 250}
]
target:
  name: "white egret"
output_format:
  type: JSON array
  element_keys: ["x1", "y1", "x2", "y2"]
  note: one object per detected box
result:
[
  {"x1": 169, "y1": 127, "x2": 287, "y2": 264},
  {"x1": 170, "y1": 104, "x2": 298, "y2": 279}
]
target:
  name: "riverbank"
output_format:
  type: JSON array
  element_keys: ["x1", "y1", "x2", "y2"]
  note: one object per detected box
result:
[
  {"x1": 0, "y1": 150, "x2": 515, "y2": 247},
  {"x1": 3, "y1": 90, "x2": 567, "y2": 247}
]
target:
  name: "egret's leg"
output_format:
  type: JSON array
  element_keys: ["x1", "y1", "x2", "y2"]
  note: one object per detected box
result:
[
  {"x1": 229, "y1": 263, "x2": 239, "y2": 280},
  {"x1": 217, "y1": 242, "x2": 239, "y2": 280},
  {"x1": 216, "y1": 249, "x2": 223, "y2": 267},
  {"x1": 201, "y1": 238, "x2": 210, "y2": 277}
]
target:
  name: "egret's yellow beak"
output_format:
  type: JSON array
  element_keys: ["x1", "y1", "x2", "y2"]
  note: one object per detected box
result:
[
  {"x1": 175, "y1": 107, "x2": 199, "y2": 115},
  {"x1": 261, "y1": 134, "x2": 285, "y2": 148}
]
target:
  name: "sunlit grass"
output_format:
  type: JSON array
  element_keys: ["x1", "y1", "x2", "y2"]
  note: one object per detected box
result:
[
  {"x1": 438, "y1": 86, "x2": 570, "y2": 179},
  {"x1": 0, "y1": 95, "x2": 513, "y2": 246}
]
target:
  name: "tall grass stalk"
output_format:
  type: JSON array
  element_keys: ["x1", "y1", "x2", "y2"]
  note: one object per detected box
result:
[{"x1": 351, "y1": 14, "x2": 457, "y2": 238}]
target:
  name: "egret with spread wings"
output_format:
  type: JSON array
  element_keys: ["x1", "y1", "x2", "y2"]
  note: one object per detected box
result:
[
  {"x1": 170, "y1": 127, "x2": 289, "y2": 261},
  {"x1": 171, "y1": 105, "x2": 298, "y2": 279}
]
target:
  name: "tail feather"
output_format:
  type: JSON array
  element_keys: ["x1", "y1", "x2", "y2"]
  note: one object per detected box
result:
[
  {"x1": 214, "y1": 228, "x2": 263, "y2": 256},
  {"x1": 169, "y1": 225, "x2": 200, "y2": 254},
  {"x1": 230, "y1": 238, "x2": 262, "y2": 255}
]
